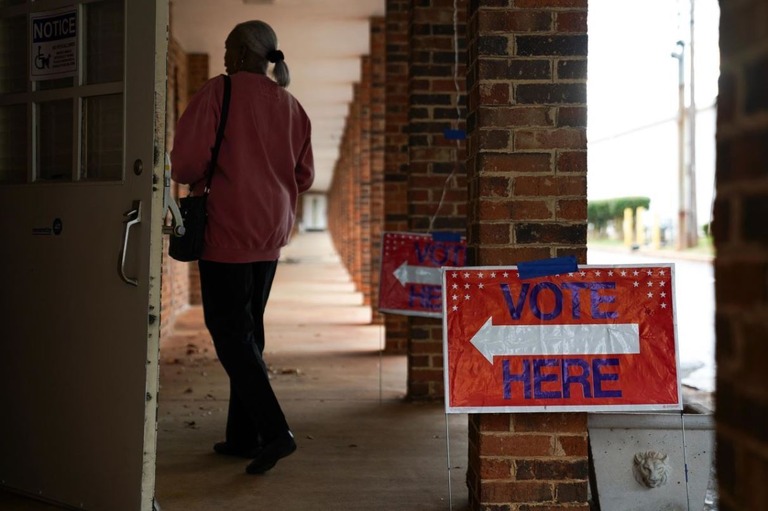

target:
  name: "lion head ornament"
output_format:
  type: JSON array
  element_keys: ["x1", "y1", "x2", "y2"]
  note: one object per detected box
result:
[{"x1": 632, "y1": 450, "x2": 671, "y2": 488}]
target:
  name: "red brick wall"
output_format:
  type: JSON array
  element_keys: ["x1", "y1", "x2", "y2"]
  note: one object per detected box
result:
[
  {"x1": 160, "y1": 37, "x2": 191, "y2": 342},
  {"x1": 327, "y1": 133, "x2": 343, "y2": 263},
  {"x1": 383, "y1": 0, "x2": 411, "y2": 354},
  {"x1": 714, "y1": 1, "x2": 768, "y2": 508},
  {"x1": 345, "y1": 86, "x2": 362, "y2": 296},
  {"x1": 327, "y1": 20, "x2": 387, "y2": 321},
  {"x1": 328, "y1": 97, "x2": 360, "y2": 282},
  {"x1": 160, "y1": 47, "x2": 209, "y2": 343},
  {"x1": 465, "y1": 0, "x2": 589, "y2": 508},
  {"x1": 328, "y1": 129, "x2": 341, "y2": 263},
  {"x1": 184, "y1": 53, "x2": 210, "y2": 306},
  {"x1": 370, "y1": 17, "x2": 387, "y2": 326},
  {"x1": 360, "y1": 58, "x2": 373, "y2": 306},
  {"x1": 468, "y1": 414, "x2": 589, "y2": 508},
  {"x1": 406, "y1": 0, "x2": 468, "y2": 400},
  {"x1": 328, "y1": 101, "x2": 360, "y2": 285}
]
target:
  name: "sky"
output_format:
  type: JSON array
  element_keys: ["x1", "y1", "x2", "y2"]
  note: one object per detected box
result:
[{"x1": 587, "y1": 0, "x2": 721, "y2": 230}]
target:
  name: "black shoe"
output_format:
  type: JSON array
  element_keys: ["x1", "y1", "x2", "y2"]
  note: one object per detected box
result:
[
  {"x1": 245, "y1": 431, "x2": 296, "y2": 474},
  {"x1": 213, "y1": 441, "x2": 261, "y2": 459}
]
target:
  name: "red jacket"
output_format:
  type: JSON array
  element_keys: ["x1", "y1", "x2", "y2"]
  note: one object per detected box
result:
[{"x1": 171, "y1": 72, "x2": 314, "y2": 263}]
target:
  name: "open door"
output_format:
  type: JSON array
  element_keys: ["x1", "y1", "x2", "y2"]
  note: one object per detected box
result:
[{"x1": 0, "y1": 1, "x2": 167, "y2": 510}]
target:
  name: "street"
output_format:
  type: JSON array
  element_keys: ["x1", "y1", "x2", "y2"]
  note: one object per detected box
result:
[{"x1": 587, "y1": 248, "x2": 716, "y2": 393}]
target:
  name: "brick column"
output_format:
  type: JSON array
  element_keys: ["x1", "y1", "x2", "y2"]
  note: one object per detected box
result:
[
  {"x1": 304, "y1": 23, "x2": 382, "y2": 315},
  {"x1": 383, "y1": 0, "x2": 411, "y2": 353},
  {"x1": 359, "y1": 58, "x2": 373, "y2": 306},
  {"x1": 329, "y1": 147, "x2": 345, "y2": 262},
  {"x1": 465, "y1": 1, "x2": 589, "y2": 509},
  {"x1": 328, "y1": 111, "x2": 357, "y2": 276},
  {"x1": 370, "y1": 17, "x2": 387, "y2": 326},
  {"x1": 351, "y1": 86, "x2": 363, "y2": 293},
  {"x1": 406, "y1": 0, "x2": 468, "y2": 400},
  {"x1": 161, "y1": 37, "x2": 192, "y2": 341},
  {"x1": 714, "y1": 1, "x2": 768, "y2": 508},
  {"x1": 342, "y1": 116, "x2": 354, "y2": 275}
]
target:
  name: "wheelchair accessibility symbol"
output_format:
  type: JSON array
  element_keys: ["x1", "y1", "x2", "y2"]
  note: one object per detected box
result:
[{"x1": 34, "y1": 46, "x2": 51, "y2": 70}]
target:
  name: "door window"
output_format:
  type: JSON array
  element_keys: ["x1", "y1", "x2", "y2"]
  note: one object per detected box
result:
[
  {"x1": 37, "y1": 99, "x2": 74, "y2": 181},
  {"x1": 0, "y1": 0, "x2": 125, "y2": 184},
  {"x1": 82, "y1": 93, "x2": 123, "y2": 180},
  {"x1": 0, "y1": 104, "x2": 26, "y2": 183},
  {"x1": 85, "y1": 0, "x2": 124, "y2": 85},
  {"x1": 0, "y1": 16, "x2": 26, "y2": 93}
]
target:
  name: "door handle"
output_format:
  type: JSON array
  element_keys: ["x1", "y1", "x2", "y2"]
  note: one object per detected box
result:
[
  {"x1": 162, "y1": 153, "x2": 185, "y2": 236},
  {"x1": 119, "y1": 200, "x2": 142, "y2": 286}
]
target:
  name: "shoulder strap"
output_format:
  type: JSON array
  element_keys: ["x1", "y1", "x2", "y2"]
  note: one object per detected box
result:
[{"x1": 203, "y1": 74, "x2": 232, "y2": 193}]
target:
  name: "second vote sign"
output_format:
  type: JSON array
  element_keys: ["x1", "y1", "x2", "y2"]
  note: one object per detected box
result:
[
  {"x1": 443, "y1": 265, "x2": 681, "y2": 413},
  {"x1": 379, "y1": 232, "x2": 466, "y2": 318}
]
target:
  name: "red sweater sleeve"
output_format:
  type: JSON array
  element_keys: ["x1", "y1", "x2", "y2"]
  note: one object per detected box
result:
[{"x1": 170, "y1": 76, "x2": 224, "y2": 189}]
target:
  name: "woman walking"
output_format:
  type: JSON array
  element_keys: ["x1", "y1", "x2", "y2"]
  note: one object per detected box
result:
[{"x1": 171, "y1": 20, "x2": 314, "y2": 474}]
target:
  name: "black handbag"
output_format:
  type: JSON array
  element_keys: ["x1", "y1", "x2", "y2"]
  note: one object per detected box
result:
[{"x1": 169, "y1": 74, "x2": 231, "y2": 262}]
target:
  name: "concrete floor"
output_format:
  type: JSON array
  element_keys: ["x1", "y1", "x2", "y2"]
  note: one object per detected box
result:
[{"x1": 153, "y1": 231, "x2": 469, "y2": 510}]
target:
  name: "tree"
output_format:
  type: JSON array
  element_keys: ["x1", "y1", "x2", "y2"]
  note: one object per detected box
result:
[{"x1": 588, "y1": 197, "x2": 651, "y2": 239}]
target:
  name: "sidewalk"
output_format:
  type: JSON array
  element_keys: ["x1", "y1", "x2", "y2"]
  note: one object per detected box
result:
[
  {"x1": 587, "y1": 240, "x2": 715, "y2": 263},
  {"x1": 154, "y1": 231, "x2": 469, "y2": 511},
  {"x1": 588, "y1": 239, "x2": 718, "y2": 399}
]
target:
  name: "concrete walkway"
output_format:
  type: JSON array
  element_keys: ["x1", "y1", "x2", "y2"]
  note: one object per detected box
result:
[{"x1": 154, "y1": 231, "x2": 469, "y2": 510}]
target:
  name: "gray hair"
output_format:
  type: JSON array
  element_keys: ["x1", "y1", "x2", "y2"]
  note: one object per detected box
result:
[{"x1": 228, "y1": 20, "x2": 290, "y2": 87}]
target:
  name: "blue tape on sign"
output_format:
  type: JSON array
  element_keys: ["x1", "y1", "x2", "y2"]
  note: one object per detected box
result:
[
  {"x1": 431, "y1": 232, "x2": 463, "y2": 242},
  {"x1": 517, "y1": 256, "x2": 578, "y2": 279},
  {"x1": 443, "y1": 129, "x2": 467, "y2": 140}
]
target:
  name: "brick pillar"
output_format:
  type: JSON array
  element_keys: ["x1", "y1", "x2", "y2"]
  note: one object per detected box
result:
[
  {"x1": 714, "y1": 1, "x2": 768, "y2": 509},
  {"x1": 360, "y1": 58, "x2": 373, "y2": 306},
  {"x1": 465, "y1": 2, "x2": 589, "y2": 509},
  {"x1": 328, "y1": 140, "x2": 344, "y2": 263},
  {"x1": 370, "y1": 17, "x2": 387, "y2": 326},
  {"x1": 336, "y1": 109, "x2": 350, "y2": 278},
  {"x1": 327, "y1": 141, "x2": 343, "y2": 262},
  {"x1": 350, "y1": 86, "x2": 363, "y2": 292},
  {"x1": 406, "y1": 0, "x2": 468, "y2": 400},
  {"x1": 161, "y1": 37, "x2": 192, "y2": 342},
  {"x1": 328, "y1": 112, "x2": 357, "y2": 276},
  {"x1": 383, "y1": 0, "x2": 411, "y2": 353},
  {"x1": 337, "y1": 102, "x2": 353, "y2": 279}
]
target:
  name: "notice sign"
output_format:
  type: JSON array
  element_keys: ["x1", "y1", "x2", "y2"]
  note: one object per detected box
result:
[
  {"x1": 378, "y1": 232, "x2": 466, "y2": 318},
  {"x1": 30, "y1": 8, "x2": 78, "y2": 81},
  {"x1": 443, "y1": 265, "x2": 681, "y2": 413}
]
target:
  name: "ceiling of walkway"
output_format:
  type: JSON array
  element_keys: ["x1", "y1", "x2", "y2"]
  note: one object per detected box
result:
[{"x1": 171, "y1": 0, "x2": 387, "y2": 192}]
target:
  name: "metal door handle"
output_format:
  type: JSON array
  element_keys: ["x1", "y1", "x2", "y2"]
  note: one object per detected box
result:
[
  {"x1": 162, "y1": 153, "x2": 185, "y2": 236},
  {"x1": 119, "y1": 200, "x2": 142, "y2": 286}
]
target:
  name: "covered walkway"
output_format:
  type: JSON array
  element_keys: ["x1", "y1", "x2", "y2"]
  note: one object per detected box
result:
[{"x1": 154, "y1": 231, "x2": 469, "y2": 510}]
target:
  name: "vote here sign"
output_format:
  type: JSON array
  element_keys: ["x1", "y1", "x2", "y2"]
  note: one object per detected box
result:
[
  {"x1": 379, "y1": 232, "x2": 466, "y2": 318},
  {"x1": 443, "y1": 265, "x2": 681, "y2": 413}
]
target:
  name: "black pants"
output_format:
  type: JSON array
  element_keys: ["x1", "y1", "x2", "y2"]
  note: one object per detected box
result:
[{"x1": 198, "y1": 259, "x2": 289, "y2": 447}]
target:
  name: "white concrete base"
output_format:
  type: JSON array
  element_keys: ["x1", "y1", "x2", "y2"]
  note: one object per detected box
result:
[{"x1": 588, "y1": 405, "x2": 714, "y2": 511}]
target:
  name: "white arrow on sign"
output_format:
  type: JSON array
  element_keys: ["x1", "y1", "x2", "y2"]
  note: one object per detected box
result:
[
  {"x1": 469, "y1": 317, "x2": 640, "y2": 364},
  {"x1": 393, "y1": 261, "x2": 442, "y2": 287}
]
